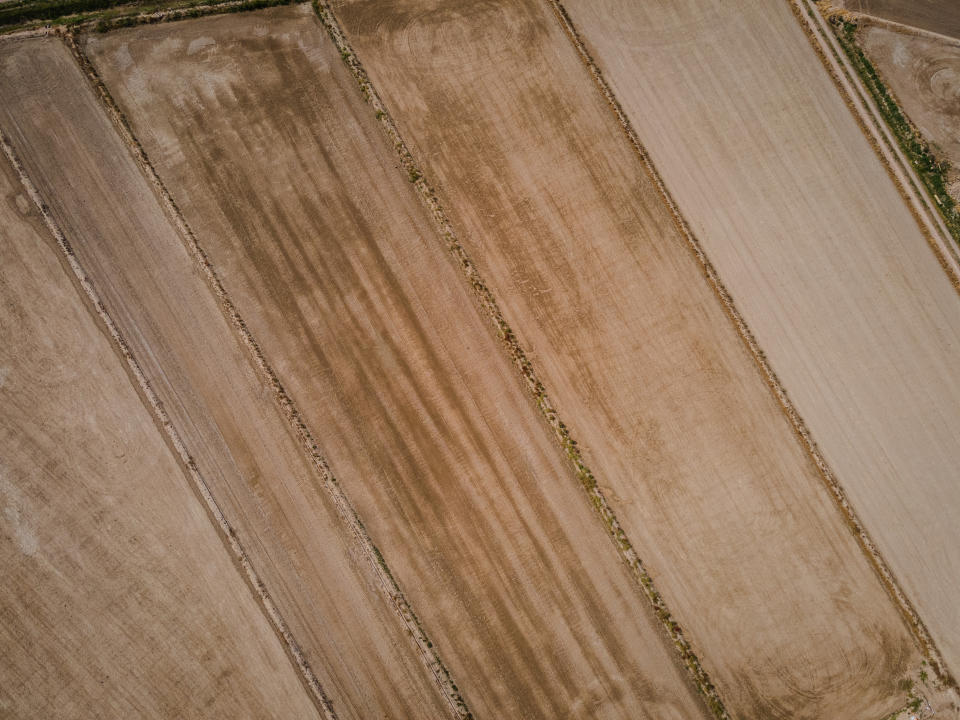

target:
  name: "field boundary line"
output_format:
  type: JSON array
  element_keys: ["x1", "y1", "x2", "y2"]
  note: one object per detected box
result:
[
  {"x1": 548, "y1": 0, "x2": 956, "y2": 697},
  {"x1": 795, "y1": 0, "x2": 960, "y2": 289},
  {"x1": 64, "y1": 29, "x2": 473, "y2": 720},
  {"x1": 313, "y1": 2, "x2": 730, "y2": 718},
  {"x1": 0, "y1": 129, "x2": 339, "y2": 720},
  {"x1": 790, "y1": 0, "x2": 959, "y2": 690}
]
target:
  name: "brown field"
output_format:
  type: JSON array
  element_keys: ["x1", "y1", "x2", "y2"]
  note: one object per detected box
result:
[
  {"x1": 837, "y1": 0, "x2": 960, "y2": 40},
  {"x1": 0, "y1": 34, "x2": 455, "y2": 720},
  {"x1": 861, "y1": 25, "x2": 960, "y2": 202},
  {"x1": 0, "y1": 155, "x2": 320, "y2": 718},
  {"x1": 4, "y1": 0, "x2": 958, "y2": 717},
  {"x1": 562, "y1": 0, "x2": 960, "y2": 685},
  {"x1": 337, "y1": 0, "x2": 921, "y2": 717},
  {"x1": 84, "y1": 6, "x2": 712, "y2": 718}
]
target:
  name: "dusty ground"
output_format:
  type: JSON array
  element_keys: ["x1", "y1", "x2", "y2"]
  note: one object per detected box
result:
[
  {"x1": 85, "y1": 6, "x2": 711, "y2": 718},
  {"x1": 337, "y1": 0, "x2": 920, "y2": 717},
  {"x1": 0, "y1": 154, "x2": 320, "y2": 719},
  {"x1": 861, "y1": 25, "x2": 960, "y2": 202},
  {"x1": 0, "y1": 34, "x2": 454, "y2": 720},
  {"x1": 837, "y1": 0, "x2": 960, "y2": 40},
  {"x1": 562, "y1": 0, "x2": 960, "y2": 689}
]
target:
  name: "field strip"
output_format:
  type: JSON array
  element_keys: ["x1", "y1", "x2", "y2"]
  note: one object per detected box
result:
[
  {"x1": 793, "y1": 0, "x2": 960, "y2": 288},
  {"x1": 788, "y1": 0, "x2": 959, "y2": 689},
  {"x1": 313, "y1": 2, "x2": 729, "y2": 718},
  {"x1": 65, "y1": 30, "x2": 474, "y2": 720},
  {"x1": 547, "y1": 0, "x2": 954, "y2": 696},
  {"x1": 0, "y1": 128, "x2": 339, "y2": 720},
  {"x1": 849, "y1": 12, "x2": 960, "y2": 47}
]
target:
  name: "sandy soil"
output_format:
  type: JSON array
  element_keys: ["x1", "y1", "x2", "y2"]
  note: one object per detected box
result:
[
  {"x1": 0, "y1": 34, "x2": 454, "y2": 720},
  {"x1": 0, "y1": 154, "x2": 320, "y2": 719},
  {"x1": 84, "y1": 6, "x2": 712, "y2": 718},
  {"x1": 837, "y1": 0, "x2": 960, "y2": 40},
  {"x1": 862, "y1": 25, "x2": 960, "y2": 202},
  {"x1": 561, "y1": 0, "x2": 960, "y2": 687},
  {"x1": 335, "y1": 0, "x2": 920, "y2": 717}
]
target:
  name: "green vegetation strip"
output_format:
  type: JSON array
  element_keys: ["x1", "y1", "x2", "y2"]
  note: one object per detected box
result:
[
  {"x1": 832, "y1": 16, "x2": 960, "y2": 248},
  {"x1": 0, "y1": 0, "x2": 298, "y2": 35}
]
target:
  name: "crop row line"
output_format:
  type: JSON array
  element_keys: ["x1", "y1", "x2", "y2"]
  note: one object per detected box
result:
[
  {"x1": 788, "y1": 0, "x2": 957, "y2": 691},
  {"x1": 64, "y1": 28, "x2": 473, "y2": 720},
  {"x1": 0, "y1": 129, "x2": 339, "y2": 720},
  {"x1": 314, "y1": 2, "x2": 733, "y2": 719}
]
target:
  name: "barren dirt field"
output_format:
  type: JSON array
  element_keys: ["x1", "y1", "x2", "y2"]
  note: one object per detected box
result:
[
  {"x1": 561, "y1": 0, "x2": 960, "y2": 679},
  {"x1": 0, "y1": 35, "x2": 455, "y2": 720},
  {"x1": 861, "y1": 25, "x2": 960, "y2": 201},
  {"x1": 85, "y1": 7, "x2": 711, "y2": 718},
  {"x1": 338, "y1": 0, "x2": 920, "y2": 717},
  {"x1": 0, "y1": 156, "x2": 320, "y2": 719},
  {"x1": 838, "y1": 0, "x2": 960, "y2": 40}
]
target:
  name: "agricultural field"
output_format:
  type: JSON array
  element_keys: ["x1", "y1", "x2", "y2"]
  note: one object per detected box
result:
[
  {"x1": 835, "y1": 0, "x2": 960, "y2": 40},
  {"x1": 859, "y1": 25, "x2": 960, "y2": 203},
  {"x1": 83, "y1": 7, "x2": 710, "y2": 719},
  {"x1": 0, "y1": 33, "x2": 455, "y2": 720},
  {"x1": 0, "y1": 153, "x2": 319, "y2": 718},
  {"x1": 2, "y1": 0, "x2": 958, "y2": 718},
  {"x1": 337, "y1": 0, "x2": 924, "y2": 717},
  {"x1": 561, "y1": 0, "x2": 960, "y2": 690}
]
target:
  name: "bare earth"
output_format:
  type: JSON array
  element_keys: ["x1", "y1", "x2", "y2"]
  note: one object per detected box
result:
[
  {"x1": 0, "y1": 154, "x2": 320, "y2": 719},
  {"x1": 0, "y1": 34, "x2": 454, "y2": 720},
  {"x1": 337, "y1": 0, "x2": 919, "y2": 717},
  {"x1": 85, "y1": 6, "x2": 711, "y2": 718},
  {"x1": 837, "y1": 0, "x2": 960, "y2": 41},
  {"x1": 561, "y1": 0, "x2": 960, "y2": 685},
  {"x1": 861, "y1": 25, "x2": 960, "y2": 202}
]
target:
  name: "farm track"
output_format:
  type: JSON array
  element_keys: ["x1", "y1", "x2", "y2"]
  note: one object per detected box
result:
[
  {"x1": 0, "y1": 128, "x2": 338, "y2": 720},
  {"x1": 796, "y1": 0, "x2": 960, "y2": 287},
  {"x1": 791, "y1": 0, "x2": 959, "y2": 689},
  {"x1": 556, "y1": 0, "x2": 952, "y2": 695},
  {"x1": 64, "y1": 30, "x2": 473, "y2": 720},
  {"x1": 310, "y1": 5, "x2": 737, "y2": 716}
]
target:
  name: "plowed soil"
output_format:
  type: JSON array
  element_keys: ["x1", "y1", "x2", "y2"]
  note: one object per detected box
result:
[
  {"x1": 85, "y1": 6, "x2": 711, "y2": 719},
  {"x1": 0, "y1": 152, "x2": 321, "y2": 719},
  {"x1": 336, "y1": 0, "x2": 919, "y2": 717},
  {"x1": 0, "y1": 33, "x2": 452, "y2": 720},
  {"x1": 562, "y1": 0, "x2": 960, "y2": 680}
]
